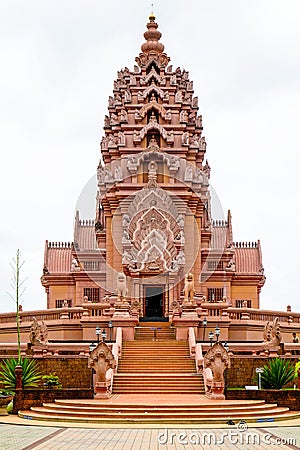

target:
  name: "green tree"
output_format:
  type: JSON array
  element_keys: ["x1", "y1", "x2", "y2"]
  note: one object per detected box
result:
[{"x1": 261, "y1": 358, "x2": 295, "y2": 389}]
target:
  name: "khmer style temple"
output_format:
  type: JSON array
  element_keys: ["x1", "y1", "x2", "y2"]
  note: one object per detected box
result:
[
  {"x1": 2, "y1": 13, "x2": 300, "y2": 425},
  {"x1": 41, "y1": 13, "x2": 266, "y2": 320}
]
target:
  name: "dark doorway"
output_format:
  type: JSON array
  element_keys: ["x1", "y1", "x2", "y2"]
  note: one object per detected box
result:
[{"x1": 145, "y1": 286, "x2": 164, "y2": 319}]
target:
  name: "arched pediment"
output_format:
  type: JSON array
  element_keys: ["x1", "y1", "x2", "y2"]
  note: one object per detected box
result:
[
  {"x1": 140, "y1": 119, "x2": 167, "y2": 140},
  {"x1": 142, "y1": 84, "x2": 165, "y2": 100},
  {"x1": 140, "y1": 101, "x2": 166, "y2": 119}
]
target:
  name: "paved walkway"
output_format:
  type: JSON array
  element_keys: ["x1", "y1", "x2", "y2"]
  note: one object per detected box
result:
[{"x1": 1, "y1": 417, "x2": 300, "y2": 449}]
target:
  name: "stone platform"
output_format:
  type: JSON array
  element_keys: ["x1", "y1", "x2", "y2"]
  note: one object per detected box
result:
[{"x1": 18, "y1": 394, "x2": 300, "y2": 424}]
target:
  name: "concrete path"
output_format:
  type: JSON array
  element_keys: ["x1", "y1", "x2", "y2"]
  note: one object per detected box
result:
[{"x1": 1, "y1": 416, "x2": 300, "y2": 449}]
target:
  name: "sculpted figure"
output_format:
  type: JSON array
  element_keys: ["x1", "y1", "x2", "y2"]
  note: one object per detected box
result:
[
  {"x1": 204, "y1": 342, "x2": 230, "y2": 398},
  {"x1": 263, "y1": 317, "x2": 282, "y2": 347},
  {"x1": 116, "y1": 272, "x2": 128, "y2": 299},
  {"x1": 29, "y1": 317, "x2": 48, "y2": 346},
  {"x1": 88, "y1": 341, "x2": 116, "y2": 383},
  {"x1": 184, "y1": 273, "x2": 195, "y2": 302}
]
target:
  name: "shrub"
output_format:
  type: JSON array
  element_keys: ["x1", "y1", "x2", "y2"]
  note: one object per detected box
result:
[
  {"x1": 0, "y1": 358, "x2": 41, "y2": 390},
  {"x1": 261, "y1": 358, "x2": 295, "y2": 389},
  {"x1": 42, "y1": 373, "x2": 62, "y2": 389}
]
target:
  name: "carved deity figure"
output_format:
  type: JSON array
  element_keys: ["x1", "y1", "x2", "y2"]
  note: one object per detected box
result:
[
  {"x1": 263, "y1": 317, "x2": 282, "y2": 347},
  {"x1": 29, "y1": 317, "x2": 48, "y2": 346},
  {"x1": 184, "y1": 273, "x2": 195, "y2": 302},
  {"x1": 88, "y1": 341, "x2": 116, "y2": 383},
  {"x1": 116, "y1": 272, "x2": 128, "y2": 299}
]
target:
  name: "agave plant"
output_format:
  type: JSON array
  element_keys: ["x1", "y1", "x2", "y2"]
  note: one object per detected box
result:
[
  {"x1": 0, "y1": 358, "x2": 41, "y2": 390},
  {"x1": 261, "y1": 358, "x2": 295, "y2": 389}
]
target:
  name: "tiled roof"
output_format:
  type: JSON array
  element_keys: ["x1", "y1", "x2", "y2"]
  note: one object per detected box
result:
[
  {"x1": 234, "y1": 243, "x2": 262, "y2": 274},
  {"x1": 76, "y1": 221, "x2": 97, "y2": 250},
  {"x1": 45, "y1": 242, "x2": 72, "y2": 273},
  {"x1": 211, "y1": 221, "x2": 228, "y2": 250}
]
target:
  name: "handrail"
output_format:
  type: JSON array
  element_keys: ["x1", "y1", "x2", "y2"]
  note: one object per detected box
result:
[
  {"x1": 195, "y1": 343, "x2": 204, "y2": 373},
  {"x1": 188, "y1": 327, "x2": 196, "y2": 356}
]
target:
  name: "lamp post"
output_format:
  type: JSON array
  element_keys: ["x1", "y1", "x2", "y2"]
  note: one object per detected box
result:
[
  {"x1": 208, "y1": 330, "x2": 214, "y2": 347},
  {"x1": 215, "y1": 325, "x2": 220, "y2": 342},
  {"x1": 89, "y1": 342, "x2": 96, "y2": 353},
  {"x1": 108, "y1": 320, "x2": 113, "y2": 342},
  {"x1": 102, "y1": 329, "x2": 107, "y2": 342},
  {"x1": 224, "y1": 341, "x2": 229, "y2": 352},
  {"x1": 202, "y1": 317, "x2": 207, "y2": 342},
  {"x1": 95, "y1": 326, "x2": 101, "y2": 344}
]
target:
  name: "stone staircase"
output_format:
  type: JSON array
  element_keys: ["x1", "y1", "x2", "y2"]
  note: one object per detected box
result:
[
  {"x1": 19, "y1": 397, "x2": 299, "y2": 424},
  {"x1": 17, "y1": 326, "x2": 300, "y2": 424},
  {"x1": 114, "y1": 336, "x2": 204, "y2": 394}
]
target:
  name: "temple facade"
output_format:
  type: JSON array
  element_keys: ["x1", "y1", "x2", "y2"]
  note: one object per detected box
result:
[{"x1": 41, "y1": 15, "x2": 265, "y2": 320}]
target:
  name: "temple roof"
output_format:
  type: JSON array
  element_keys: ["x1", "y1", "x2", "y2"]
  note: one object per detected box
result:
[
  {"x1": 234, "y1": 242, "x2": 264, "y2": 274},
  {"x1": 44, "y1": 242, "x2": 72, "y2": 274}
]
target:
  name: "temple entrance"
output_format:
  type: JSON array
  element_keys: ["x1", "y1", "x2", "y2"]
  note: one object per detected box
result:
[{"x1": 144, "y1": 285, "x2": 164, "y2": 319}]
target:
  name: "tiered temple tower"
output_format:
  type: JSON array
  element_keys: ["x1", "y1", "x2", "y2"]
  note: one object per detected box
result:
[{"x1": 41, "y1": 15, "x2": 265, "y2": 318}]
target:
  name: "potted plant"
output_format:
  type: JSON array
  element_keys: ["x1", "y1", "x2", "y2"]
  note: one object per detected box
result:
[{"x1": 0, "y1": 390, "x2": 14, "y2": 416}]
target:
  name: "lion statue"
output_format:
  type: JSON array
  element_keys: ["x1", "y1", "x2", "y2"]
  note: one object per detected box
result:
[
  {"x1": 116, "y1": 272, "x2": 128, "y2": 300},
  {"x1": 184, "y1": 272, "x2": 195, "y2": 302}
]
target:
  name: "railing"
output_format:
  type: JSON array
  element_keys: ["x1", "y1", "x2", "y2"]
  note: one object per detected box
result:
[
  {"x1": 188, "y1": 327, "x2": 196, "y2": 356},
  {"x1": 228, "y1": 307, "x2": 300, "y2": 323}
]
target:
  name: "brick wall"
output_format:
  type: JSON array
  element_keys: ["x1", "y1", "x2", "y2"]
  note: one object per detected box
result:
[
  {"x1": 13, "y1": 388, "x2": 93, "y2": 414},
  {"x1": 226, "y1": 389, "x2": 300, "y2": 411},
  {"x1": 227, "y1": 357, "x2": 298, "y2": 388}
]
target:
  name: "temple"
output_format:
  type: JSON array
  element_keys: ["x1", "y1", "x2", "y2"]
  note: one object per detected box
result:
[
  {"x1": 2, "y1": 14, "x2": 300, "y2": 425},
  {"x1": 41, "y1": 14, "x2": 265, "y2": 318}
]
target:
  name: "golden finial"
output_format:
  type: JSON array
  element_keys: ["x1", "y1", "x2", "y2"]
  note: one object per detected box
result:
[{"x1": 149, "y1": 2, "x2": 155, "y2": 21}]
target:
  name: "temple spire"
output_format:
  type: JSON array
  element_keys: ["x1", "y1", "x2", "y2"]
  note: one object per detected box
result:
[{"x1": 136, "y1": 14, "x2": 170, "y2": 67}]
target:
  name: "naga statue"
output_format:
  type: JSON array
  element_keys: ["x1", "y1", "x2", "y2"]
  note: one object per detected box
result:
[
  {"x1": 88, "y1": 341, "x2": 116, "y2": 398},
  {"x1": 204, "y1": 342, "x2": 230, "y2": 399},
  {"x1": 29, "y1": 317, "x2": 48, "y2": 346},
  {"x1": 263, "y1": 317, "x2": 281, "y2": 348}
]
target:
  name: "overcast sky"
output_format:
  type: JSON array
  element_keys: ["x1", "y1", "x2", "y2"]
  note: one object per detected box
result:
[{"x1": 0, "y1": 0, "x2": 299, "y2": 313}]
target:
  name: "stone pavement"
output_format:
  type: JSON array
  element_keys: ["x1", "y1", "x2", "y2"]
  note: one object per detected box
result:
[{"x1": 1, "y1": 419, "x2": 300, "y2": 449}]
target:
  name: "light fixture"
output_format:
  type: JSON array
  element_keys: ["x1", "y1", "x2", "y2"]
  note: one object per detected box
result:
[
  {"x1": 95, "y1": 326, "x2": 101, "y2": 343},
  {"x1": 102, "y1": 329, "x2": 107, "y2": 341},
  {"x1": 202, "y1": 317, "x2": 207, "y2": 342},
  {"x1": 215, "y1": 325, "x2": 220, "y2": 341},
  {"x1": 208, "y1": 330, "x2": 214, "y2": 346},
  {"x1": 224, "y1": 341, "x2": 229, "y2": 352},
  {"x1": 108, "y1": 320, "x2": 113, "y2": 341},
  {"x1": 89, "y1": 342, "x2": 96, "y2": 352}
]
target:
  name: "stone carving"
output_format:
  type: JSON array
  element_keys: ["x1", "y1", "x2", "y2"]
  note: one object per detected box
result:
[
  {"x1": 116, "y1": 272, "x2": 128, "y2": 299},
  {"x1": 108, "y1": 135, "x2": 117, "y2": 148},
  {"x1": 134, "y1": 109, "x2": 142, "y2": 121},
  {"x1": 204, "y1": 342, "x2": 230, "y2": 399},
  {"x1": 192, "y1": 96, "x2": 198, "y2": 108},
  {"x1": 193, "y1": 168, "x2": 204, "y2": 184},
  {"x1": 88, "y1": 341, "x2": 116, "y2": 383},
  {"x1": 122, "y1": 229, "x2": 131, "y2": 244},
  {"x1": 120, "y1": 109, "x2": 128, "y2": 123},
  {"x1": 114, "y1": 166, "x2": 122, "y2": 181},
  {"x1": 184, "y1": 273, "x2": 195, "y2": 302},
  {"x1": 122, "y1": 214, "x2": 130, "y2": 228},
  {"x1": 263, "y1": 317, "x2": 282, "y2": 347},
  {"x1": 167, "y1": 156, "x2": 180, "y2": 172},
  {"x1": 71, "y1": 257, "x2": 80, "y2": 271},
  {"x1": 180, "y1": 110, "x2": 188, "y2": 123},
  {"x1": 177, "y1": 214, "x2": 184, "y2": 229},
  {"x1": 165, "y1": 109, "x2": 171, "y2": 121},
  {"x1": 124, "y1": 90, "x2": 131, "y2": 102},
  {"x1": 184, "y1": 166, "x2": 193, "y2": 181},
  {"x1": 118, "y1": 131, "x2": 126, "y2": 146},
  {"x1": 127, "y1": 155, "x2": 139, "y2": 172},
  {"x1": 110, "y1": 113, "x2": 118, "y2": 126},
  {"x1": 175, "y1": 90, "x2": 183, "y2": 102},
  {"x1": 104, "y1": 115, "x2": 110, "y2": 128},
  {"x1": 182, "y1": 131, "x2": 189, "y2": 146},
  {"x1": 29, "y1": 317, "x2": 48, "y2": 346}
]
